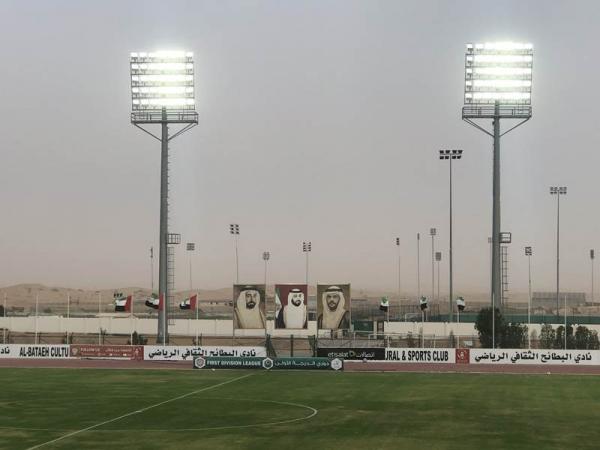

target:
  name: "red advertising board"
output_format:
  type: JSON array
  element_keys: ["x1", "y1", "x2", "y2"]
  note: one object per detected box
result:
[
  {"x1": 455, "y1": 348, "x2": 470, "y2": 364},
  {"x1": 70, "y1": 345, "x2": 143, "y2": 360}
]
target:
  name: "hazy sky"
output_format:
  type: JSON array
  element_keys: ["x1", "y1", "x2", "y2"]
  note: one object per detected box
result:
[{"x1": 1, "y1": 0, "x2": 599, "y2": 297}]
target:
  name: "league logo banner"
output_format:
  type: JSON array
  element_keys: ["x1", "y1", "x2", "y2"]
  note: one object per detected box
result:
[
  {"x1": 317, "y1": 284, "x2": 351, "y2": 330},
  {"x1": 275, "y1": 284, "x2": 308, "y2": 329},
  {"x1": 233, "y1": 284, "x2": 266, "y2": 329}
]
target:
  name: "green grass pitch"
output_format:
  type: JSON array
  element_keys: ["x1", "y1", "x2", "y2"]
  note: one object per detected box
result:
[{"x1": 1, "y1": 368, "x2": 600, "y2": 449}]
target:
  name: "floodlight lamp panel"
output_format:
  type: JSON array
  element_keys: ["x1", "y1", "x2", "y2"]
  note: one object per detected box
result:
[
  {"x1": 464, "y1": 41, "x2": 533, "y2": 106},
  {"x1": 130, "y1": 50, "x2": 196, "y2": 112}
]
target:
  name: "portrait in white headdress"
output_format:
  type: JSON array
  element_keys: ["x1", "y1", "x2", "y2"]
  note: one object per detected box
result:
[
  {"x1": 234, "y1": 285, "x2": 266, "y2": 329},
  {"x1": 275, "y1": 285, "x2": 307, "y2": 329},
  {"x1": 317, "y1": 284, "x2": 350, "y2": 330}
]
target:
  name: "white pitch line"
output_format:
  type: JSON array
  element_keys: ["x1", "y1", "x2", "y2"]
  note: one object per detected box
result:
[{"x1": 25, "y1": 373, "x2": 255, "y2": 450}]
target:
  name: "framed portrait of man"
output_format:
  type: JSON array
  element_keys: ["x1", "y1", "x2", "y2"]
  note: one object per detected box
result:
[
  {"x1": 233, "y1": 284, "x2": 266, "y2": 329},
  {"x1": 317, "y1": 284, "x2": 351, "y2": 330},
  {"x1": 274, "y1": 284, "x2": 308, "y2": 329}
]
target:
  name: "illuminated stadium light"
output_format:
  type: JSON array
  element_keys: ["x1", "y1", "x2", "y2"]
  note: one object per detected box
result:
[
  {"x1": 461, "y1": 42, "x2": 534, "y2": 343},
  {"x1": 130, "y1": 51, "x2": 196, "y2": 112},
  {"x1": 464, "y1": 42, "x2": 533, "y2": 106},
  {"x1": 129, "y1": 49, "x2": 199, "y2": 344}
]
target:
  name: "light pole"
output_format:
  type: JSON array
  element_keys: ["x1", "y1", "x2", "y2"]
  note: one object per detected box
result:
[
  {"x1": 230, "y1": 224, "x2": 240, "y2": 283},
  {"x1": 525, "y1": 246, "x2": 532, "y2": 349},
  {"x1": 417, "y1": 233, "x2": 421, "y2": 300},
  {"x1": 488, "y1": 237, "x2": 492, "y2": 300},
  {"x1": 35, "y1": 293, "x2": 39, "y2": 345},
  {"x1": 263, "y1": 251, "x2": 270, "y2": 287},
  {"x1": 435, "y1": 252, "x2": 442, "y2": 303},
  {"x1": 591, "y1": 249, "x2": 595, "y2": 306},
  {"x1": 97, "y1": 291, "x2": 101, "y2": 345},
  {"x1": 186, "y1": 243, "x2": 195, "y2": 292},
  {"x1": 130, "y1": 51, "x2": 198, "y2": 344},
  {"x1": 430, "y1": 228, "x2": 436, "y2": 304},
  {"x1": 303, "y1": 242, "x2": 311, "y2": 285},
  {"x1": 550, "y1": 186, "x2": 567, "y2": 320},
  {"x1": 3, "y1": 293, "x2": 6, "y2": 344},
  {"x1": 462, "y1": 42, "x2": 533, "y2": 315},
  {"x1": 439, "y1": 149, "x2": 462, "y2": 322},
  {"x1": 395, "y1": 237, "x2": 401, "y2": 304}
]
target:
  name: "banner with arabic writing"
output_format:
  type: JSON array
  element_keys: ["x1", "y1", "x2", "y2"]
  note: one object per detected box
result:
[
  {"x1": 144, "y1": 345, "x2": 267, "y2": 361},
  {"x1": 470, "y1": 349, "x2": 600, "y2": 365}
]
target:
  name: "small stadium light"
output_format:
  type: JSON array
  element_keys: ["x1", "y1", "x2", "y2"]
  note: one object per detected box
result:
[
  {"x1": 303, "y1": 241, "x2": 312, "y2": 252},
  {"x1": 186, "y1": 242, "x2": 195, "y2": 251},
  {"x1": 430, "y1": 228, "x2": 437, "y2": 236},
  {"x1": 263, "y1": 251, "x2": 270, "y2": 261},
  {"x1": 435, "y1": 251, "x2": 442, "y2": 262},
  {"x1": 456, "y1": 296, "x2": 466, "y2": 312},
  {"x1": 229, "y1": 224, "x2": 240, "y2": 235},
  {"x1": 419, "y1": 296, "x2": 428, "y2": 311},
  {"x1": 591, "y1": 249, "x2": 595, "y2": 260},
  {"x1": 525, "y1": 246, "x2": 532, "y2": 256},
  {"x1": 395, "y1": 237, "x2": 400, "y2": 246}
]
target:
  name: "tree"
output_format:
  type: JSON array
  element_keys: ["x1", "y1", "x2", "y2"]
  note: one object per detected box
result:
[
  {"x1": 474, "y1": 307, "x2": 506, "y2": 348},
  {"x1": 503, "y1": 323, "x2": 528, "y2": 349},
  {"x1": 574, "y1": 326, "x2": 600, "y2": 350},
  {"x1": 555, "y1": 325, "x2": 575, "y2": 349},
  {"x1": 475, "y1": 307, "x2": 529, "y2": 348},
  {"x1": 539, "y1": 324, "x2": 556, "y2": 349}
]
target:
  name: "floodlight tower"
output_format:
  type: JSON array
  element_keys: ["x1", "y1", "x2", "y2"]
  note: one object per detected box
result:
[
  {"x1": 462, "y1": 42, "x2": 533, "y2": 313},
  {"x1": 130, "y1": 51, "x2": 198, "y2": 343}
]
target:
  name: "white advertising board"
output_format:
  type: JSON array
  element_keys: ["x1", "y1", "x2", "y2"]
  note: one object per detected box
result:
[
  {"x1": 385, "y1": 348, "x2": 456, "y2": 363},
  {"x1": 470, "y1": 349, "x2": 600, "y2": 365},
  {"x1": 144, "y1": 345, "x2": 267, "y2": 361},
  {"x1": 0, "y1": 344, "x2": 71, "y2": 359}
]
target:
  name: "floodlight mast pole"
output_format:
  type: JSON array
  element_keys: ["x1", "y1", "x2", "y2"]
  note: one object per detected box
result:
[
  {"x1": 462, "y1": 43, "x2": 533, "y2": 328},
  {"x1": 131, "y1": 51, "x2": 198, "y2": 344},
  {"x1": 159, "y1": 108, "x2": 169, "y2": 345},
  {"x1": 492, "y1": 101, "x2": 501, "y2": 315}
]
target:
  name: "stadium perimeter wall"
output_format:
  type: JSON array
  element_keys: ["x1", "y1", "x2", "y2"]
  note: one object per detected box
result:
[{"x1": 2, "y1": 317, "x2": 600, "y2": 338}]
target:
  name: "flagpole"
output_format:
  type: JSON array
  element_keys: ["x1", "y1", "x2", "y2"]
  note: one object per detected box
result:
[
  {"x1": 98, "y1": 291, "x2": 101, "y2": 345},
  {"x1": 35, "y1": 293, "x2": 39, "y2": 345},
  {"x1": 195, "y1": 292, "x2": 199, "y2": 345},
  {"x1": 130, "y1": 295, "x2": 134, "y2": 346}
]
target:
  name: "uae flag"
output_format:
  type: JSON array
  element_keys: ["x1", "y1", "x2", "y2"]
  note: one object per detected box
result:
[
  {"x1": 179, "y1": 294, "x2": 197, "y2": 310},
  {"x1": 114, "y1": 295, "x2": 132, "y2": 312},
  {"x1": 145, "y1": 294, "x2": 164, "y2": 310},
  {"x1": 379, "y1": 297, "x2": 389, "y2": 312}
]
